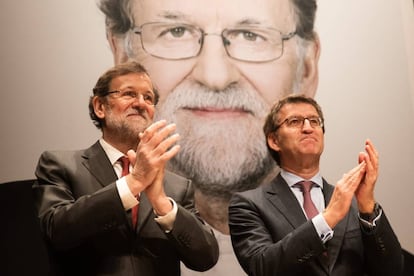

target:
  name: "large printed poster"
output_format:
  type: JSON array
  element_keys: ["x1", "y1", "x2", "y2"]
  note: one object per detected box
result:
[
  {"x1": 99, "y1": 1, "x2": 320, "y2": 274},
  {"x1": 1, "y1": 0, "x2": 413, "y2": 275}
]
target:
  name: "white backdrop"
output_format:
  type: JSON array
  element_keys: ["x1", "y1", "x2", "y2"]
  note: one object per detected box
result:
[{"x1": 1, "y1": 0, "x2": 413, "y2": 252}]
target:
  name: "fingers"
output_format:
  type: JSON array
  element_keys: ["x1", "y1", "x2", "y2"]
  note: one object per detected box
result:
[
  {"x1": 126, "y1": 149, "x2": 137, "y2": 165},
  {"x1": 136, "y1": 120, "x2": 181, "y2": 166},
  {"x1": 358, "y1": 152, "x2": 365, "y2": 164},
  {"x1": 335, "y1": 162, "x2": 366, "y2": 202},
  {"x1": 354, "y1": 139, "x2": 378, "y2": 210},
  {"x1": 358, "y1": 139, "x2": 379, "y2": 184},
  {"x1": 364, "y1": 139, "x2": 378, "y2": 170},
  {"x1": 342, "y1": 162, "x2": 366, "y2": 194},
  {"x1": 365, "y1": 139, "x2": 378, "y2": 156},
  {"x1": 138, "y1": 120, "x2": 166, "y2": 143},
  {"x1": 324, "y1": 162, "x2": 367, "y2": 227},
  {"x1": 325, "y1": 140, "x2": 379, "y2": 227},
  {"x1": 342, "y1": 162, "x2": 366, "y2": 185},
  {"x1": 143, "y1": 122, "x2": 180, "y2": 160},
  {"x1": 126, "y1": 121, "x2": 180, "y2": 196}
]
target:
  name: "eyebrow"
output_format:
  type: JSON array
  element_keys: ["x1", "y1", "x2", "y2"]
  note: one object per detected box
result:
[
  {"x1": 236, "y1": 18, "x2": 266, "y2": 26},
  {"x1": 157, "y1": 11, "x2": 268, "y2": 27},
  {"x1": 116, "y1": 85, "x2": 135, "y2": 90},
  {"x1": 157, "y1": 11, "x2": 191, "y2": 21}
]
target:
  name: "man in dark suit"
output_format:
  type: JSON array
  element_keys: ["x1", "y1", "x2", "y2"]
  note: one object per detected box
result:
[
  {"x1": 229, "y1": 94, "x2": 403, "y2": 276},
  {"x1": 33, "y1": 61, "x2": 219, "y2": 275}
]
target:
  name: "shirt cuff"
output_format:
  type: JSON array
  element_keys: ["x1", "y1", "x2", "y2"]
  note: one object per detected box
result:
[
  {"x1": 116, "y1": 177, "x2": 139, "y2": 210},
  {"x1": 312, "y1": 213, "x2": 334, "y2": 243},
  {"x1": 359, "y1": 204, "x2": 382, "y2": 229},
  {"x1": 154, "y1": 197, "x2": 177, "y2": 233}
]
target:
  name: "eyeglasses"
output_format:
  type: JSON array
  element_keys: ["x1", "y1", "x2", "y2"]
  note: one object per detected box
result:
[
  {"x1": 276, "y1": 116, "x2": 323, "y2": 130},
  {"x1": 131, "y1": 22, "x2": 296, "y2": 63},
  {"x1": 104, "y1": 90, "x2": 155, "y2": 105}
]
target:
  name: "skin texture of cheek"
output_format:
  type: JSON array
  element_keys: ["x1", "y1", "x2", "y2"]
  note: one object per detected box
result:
[
  {"x1": 141, "y1": 59, "x2": 196, "y2": 102},
  {"x1": 237, "y1": 61, "x2": 299, "y2": 107}
]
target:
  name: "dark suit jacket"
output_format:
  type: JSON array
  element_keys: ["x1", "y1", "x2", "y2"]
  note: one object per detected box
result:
[
  {"x1": 33, "y1": 141, "x2": 218, "y2": 276},
  {"x1": 229, "y1": 174, "x2": 403, "y2": 276}
]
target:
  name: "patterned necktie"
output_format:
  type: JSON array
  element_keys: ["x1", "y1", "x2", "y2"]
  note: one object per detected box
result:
[
  {"x1": 119, "y1": 156, "x2": 139, "y2": 229},
  {"x1": 296, "y1": 181, "x2": 319, "y2": 219}
]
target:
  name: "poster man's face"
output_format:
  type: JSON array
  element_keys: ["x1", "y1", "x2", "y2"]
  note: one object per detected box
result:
[{"x1": 110, "y1": 0, "x2": 320, "y2": 195}]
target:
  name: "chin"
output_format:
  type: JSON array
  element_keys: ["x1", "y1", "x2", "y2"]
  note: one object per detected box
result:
[{"x1": 169, "y1": 116, "x2": 274, "y2": 195}]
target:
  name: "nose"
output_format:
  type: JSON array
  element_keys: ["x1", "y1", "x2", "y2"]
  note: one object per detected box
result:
[
  {"x1": 302, "y1": 118, "x2": 314, "y2": 131},
  {"x1": 191, "y1": 34, "x2": 240, "y2": 91}
]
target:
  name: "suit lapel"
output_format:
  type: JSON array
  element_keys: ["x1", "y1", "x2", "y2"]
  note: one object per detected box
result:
[
  {"x1": 82, "y1": 141, "x2": 118, "y2": 187},
  {"x1": 81, "y1": 141, "x2": 152, "y2": 234},
  {"x1": 265, "y1": 174, "x2": 308, "y2": 229},
  {"x1": 268, "y1": 176, "x2": 345, "y2": 274}
]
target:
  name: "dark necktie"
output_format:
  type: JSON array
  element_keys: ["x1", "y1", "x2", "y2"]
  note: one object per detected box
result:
[
  {"x1": 119, "y1": 157, "x2": 139, "y2": 229},
  {"x1": 296, "y1": 181, "x2": 319, "y2": 219},
  {"x1": 297, "y1": 181, "x2": 329, "y2": 259}
]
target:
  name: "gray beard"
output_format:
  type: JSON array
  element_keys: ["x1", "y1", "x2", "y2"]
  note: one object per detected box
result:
[
  {"x1": 155, "y1": 82, "x2": 276, "y2": 198},
  {"x1": 104, "y1": 105, "x2": 151, "y2": 148}
]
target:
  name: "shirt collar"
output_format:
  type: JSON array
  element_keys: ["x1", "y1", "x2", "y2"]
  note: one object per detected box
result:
[
  {"x1": 99, "y1": 138, "x2": 125, "y2": 166},
  {"x1": 280, "y1": 168, "x2": 323, "y2": 189}
]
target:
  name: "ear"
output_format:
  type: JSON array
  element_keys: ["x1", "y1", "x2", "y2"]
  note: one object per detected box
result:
[
  {"x1": 267, "y1": 133, "x2": 280, "y2": 152},
  {"x1": 92, "y1": 96, "x2": 106, "y2": 120},
  {"x1": 107, "y1": 31, "x2": 129, "y2": 64},
  {"x1": 300, "y1": 34, "x2": 321, "y2": 98}
]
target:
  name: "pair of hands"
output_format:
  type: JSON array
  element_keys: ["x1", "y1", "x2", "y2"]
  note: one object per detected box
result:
[
  {"x1": 125, "y1": 120, "x2": 180, "y2": 216},
  {"x1": 323, "y1": 139, "x2": 378, "y2": 228}
]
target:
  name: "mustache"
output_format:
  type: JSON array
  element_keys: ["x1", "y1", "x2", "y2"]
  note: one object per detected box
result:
[
  {"x1": 157, "y1": 82, "x2": 268, "y2": 118},
  {"x1": 126, "y1": 106, "x2": 150, "y2": 119}
]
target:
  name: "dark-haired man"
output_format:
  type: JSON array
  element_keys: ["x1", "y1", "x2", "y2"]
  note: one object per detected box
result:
[
  {"x1": 229, "y1": 94, "x2": 403, "y2": 275},
  {"x1": 33, "y1": 61, "x2": 219, "y2": 276}
]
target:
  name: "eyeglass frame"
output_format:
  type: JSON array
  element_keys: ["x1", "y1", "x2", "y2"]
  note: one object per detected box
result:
[
  {"x1": 103, "y1": 89, "x2": 157, "y2": 106},
  {"x1": 274, "y1": 115, "x2": 324, "y2": 131},
  {"x1": 131, "y1": 22, "x2": 297, "y2": 63}
]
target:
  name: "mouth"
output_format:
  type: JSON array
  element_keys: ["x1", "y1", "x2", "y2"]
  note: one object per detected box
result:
[
  {"x1": 301, "y1": 136, "x2": 318, "y2": 143},
  {"x1": 126, "y1": 112, "x2": 147, "y2": 120},
  {"x1": 182, "y1": 107, "x2": 252, "y2": 118}
]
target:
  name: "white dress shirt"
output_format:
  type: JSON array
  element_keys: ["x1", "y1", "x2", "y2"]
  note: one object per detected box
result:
[{"x1": 99, "y1": 139, "x2": 177, "y2": 231}]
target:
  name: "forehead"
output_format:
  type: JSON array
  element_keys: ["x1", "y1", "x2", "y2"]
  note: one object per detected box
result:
[
  {"x1": 110, "y1": 73, "x2": 153, "y2": 90},
  {"x1": 133, "y1": 0, "x2": 295, "y2": 31},
  {"x1": 279, "y1": 102, "x2": 318, "y2": 117}
]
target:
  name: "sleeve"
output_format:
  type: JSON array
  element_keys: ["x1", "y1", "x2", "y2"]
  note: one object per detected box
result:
[
  {"x1": 360, "y1": 206, "x2": 404, "y2": 276},
  {"x1": 154, "y1": 197, "x2": 177, "y2": 232},
  {"x1": 116, "y1": 176, "x2": 139, "y2": 210},
  {"x1": 33, "y1": 151, "x2": 127, "y2": 250},
  {"x1": 228, "y1": 192, "x2": 327, "y2": 276},
  {"x1": 311, "y1": 214, "x2": 334, "y2": 243},
  {"x1": 358, "y1": 202, "x2": 382, "y2": 230},
  {"x1": 164, "y1": 205, "x2": 219, "y2": 272}
]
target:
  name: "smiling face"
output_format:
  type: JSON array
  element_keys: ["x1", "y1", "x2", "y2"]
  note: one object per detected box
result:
[
  {"x1": 93, "y1": 73, "x2": 156, "y2": 149},
  {"x1": 108, "y1": 0, "x2": 320, "y2": 194},
  {"x1": 268, "y1": 102, "x2": 324, "y2": 172}
]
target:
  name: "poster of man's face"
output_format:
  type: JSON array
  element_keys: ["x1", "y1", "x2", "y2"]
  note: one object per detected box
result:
[{"x1": 101, "y1": 0, "x2": 319, "y2": 205}]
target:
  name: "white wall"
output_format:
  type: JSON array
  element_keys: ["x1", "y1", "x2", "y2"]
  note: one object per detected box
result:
[
  {"x1": 1, "y1": 0, "x2": 413, "y2": 252},
  {"x1": 316, "y1": 0, "x2": 414, "y2": 252},
  {"x1": 0, "y1": 0, "x2": 112, "y2": 182}
]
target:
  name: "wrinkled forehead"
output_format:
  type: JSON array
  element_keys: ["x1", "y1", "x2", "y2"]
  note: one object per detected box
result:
[{"x1": 131, "y1": 0, "x2": 296, "y2": 32}]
